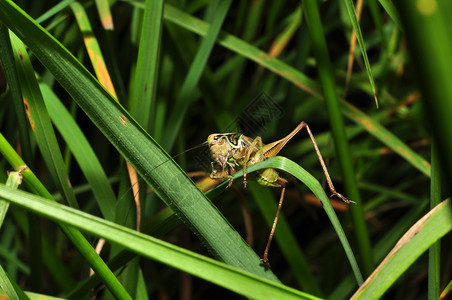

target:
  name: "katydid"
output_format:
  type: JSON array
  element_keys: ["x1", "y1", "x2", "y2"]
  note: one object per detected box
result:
[{"x1": 207, "y1": 121, "x2": 354, "y2": 266}]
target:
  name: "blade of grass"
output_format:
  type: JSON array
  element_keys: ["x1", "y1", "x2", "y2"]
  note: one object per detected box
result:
[
  {"x1": 70, "y1": 1, "x2": 138, "y2": 234},
  {"x1": 35, "y1": 0, "x2": 76, "y2": 24},
  {"x1": 128, "y1": 0, "x2": 163, "y2": 131},
  {"x1": 343, "y1": 0, "x2": 362, "y2": 96},
  {"x1": 256, "y1": 157, "x2": 363, "y2": 285},
  {"x1": 303, "y1": 0, "x2": 371, "y2": 279},
  {"x1": 10, "y1": 32, "x2": 63, "y2": 291},
  {"x1": 440, "y1": 281, "x2": 452, "y2": 300},
  {"x1": 39, "y1": 84, "x2": 117, "y2": 221},
  {"x1": 267, "y1": 6, "x2": 301, "y2": 58},
  {"x1": 0, "y1": 183, "x2": 320, "y2": 300},
  {"x1": 122, "y1": 0, "x2": 165, "y2": 241},
  {"x1": 428, "y1": 141, "x2": 441, "y2": 299},
  {"x1": 397, "y1": 1, "x2": 452, "y2": 183},
  {"x1": 329, "y1": 200, "x2": 429, "y2": 299},
  {"x1": 378, "y1": 0, "x2": 402, "y2": 29},
  {"x1": 0, "y1": 265, "x2": 29, "y2": 300},
  {"x1": 351, "y1": 199, "x2": 452, "y2": 299},
  {"x1": 0, "y1": 25, "x2": 33, "y2": 166},
  {"x1": 342, "y1": 0, "x2": 378, "y2": 107},
  {"x1": 9, "y1": 33, "x2": 78, "y2": 209},
  {"x1": 162, "y1": 0, "x2": 232, "y2": 150},
  {"x1": 70, "y1": 2, "x2": 117, "y2": 98},
  {"x1": 94, "y1": 0, "x2": 113, "y2": 30},
  {"x1": 161, "y1": 3, "x2": 431, "y2": 178}
]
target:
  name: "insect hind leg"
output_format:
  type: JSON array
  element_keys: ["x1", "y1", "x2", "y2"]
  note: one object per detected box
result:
[
  {"x1": 261, "y1": 179, "x2": 287, "y2": 267},
  {"x1": 300, "y1": 122, "x2": 355, "y2": 204}
]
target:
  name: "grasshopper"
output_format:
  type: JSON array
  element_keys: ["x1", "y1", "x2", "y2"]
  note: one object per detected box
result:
[{"x1": 207, "y1": 121, "x2": 354, "y2": 266}]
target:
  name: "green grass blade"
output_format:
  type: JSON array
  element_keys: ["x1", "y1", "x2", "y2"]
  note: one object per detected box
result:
[
  {"x1": 94, "y1": 0, "x2": 113, "y2": 30},
  {"x1": 9, "y1": 33, "x2": 79, "y2": 209},
  {"x1": 440, "y1": 280, "x2": 452, "y2": 300},
  {"x1": 9, "y1": 32, "x2": 63, "y2": 291},
  {"x1": 162, "y1": 3, "x2": 431, "y2": 177},
  {"x1": 342, "y1": 0, "x2": 378, "y2": 106},
  {"x1": 428, "y1": 141, "x2": 441, "y2": 299},
  {"x1": 40, "y1": 84, "x2": 117, "y2": 221},
  {"x1": 397, "y1": 1, "x2": 452, "y2": 182},
  {"x1": 0, "y1": 25, "x2": 33, "y2": 165},
  {"x1": 378, "y1": 0, "x2": 402, "y2": 29},
  {"x1": 0, "y1": 265, "x2": 29, "y2": 300},
  {"x1": 128, "y1": 0, "x2": 164, "y2": 130},
  {"x1": 162, "y1": 0, "x2": 232, "y2": 150},
  {"x1": 70, "y1": 2, "x2": 117, "y2": 98},
  {"x1": 329, "y1": 200, "x2": 429, "y2": 299},
  {"x1": 35, "y1": 0, "x2": 75, "y2": 24},
  {"x1": 0, "y1": 184, "x2": 320, "y2": 300},
  {"x1": 41, "y1": 238, "x2": 77, "y2": 292},
  {"x1": 303, "y1": 0, "x2": 371, "y2": 279},
  {"x1": 351, "y1": 200, "x2": 452, "y2": 299}
]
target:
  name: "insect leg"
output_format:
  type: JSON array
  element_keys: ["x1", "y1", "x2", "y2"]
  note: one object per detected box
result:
[
  {"x1": 261, "y1": 183, "x2": 286, "y2": 267},
  {"x1": 301, "y1": 122, "x2": 355, "y2": 204},
  {"x1": 210, "y1": 162, "x2": 234, "y2": 187}
]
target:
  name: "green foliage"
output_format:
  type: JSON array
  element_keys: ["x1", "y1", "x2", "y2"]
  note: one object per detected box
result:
[{"x1": 0, "y1": 0, "x2": 451, "y2": 299}]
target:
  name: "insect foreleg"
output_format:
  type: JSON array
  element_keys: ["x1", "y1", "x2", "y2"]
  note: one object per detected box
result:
[{"x1": 210, "y1": 162, "x2": 234, "y2": 187}]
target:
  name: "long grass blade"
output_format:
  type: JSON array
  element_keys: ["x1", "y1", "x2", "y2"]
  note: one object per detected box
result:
[
  {"x1": 128, "y1": 0, "x2": 163, "y2": 131},
  {"x1": 0, "y1": 183, "x2": 320, "y2": 300},
  {"x1": 342, "y1": 0, "x2": 378, "y2": 107},
  {"x1": 0, "y1": 265, "x2": 29, "y2": 300},
  {"x1": 0, "y1": 25, "x2": 33, "y2": 165},
  {"x1": 40, "y1": 84, "x2": 117, "y2": 221},
  {"x1": 351, "y1": 200, "x2": 452, "y2": 299},
  {"x1": 303, "y1": 0, "x2": 371, "y2": 279},
  {"x1": 9, "y1": 33, "x2": 78, "y2": 208}
]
